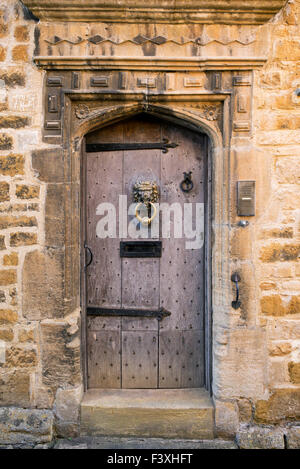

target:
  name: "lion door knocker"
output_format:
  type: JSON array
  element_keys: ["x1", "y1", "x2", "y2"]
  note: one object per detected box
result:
[{"x1": 133, "y1": 181, "x2": 159, "y2": 226}]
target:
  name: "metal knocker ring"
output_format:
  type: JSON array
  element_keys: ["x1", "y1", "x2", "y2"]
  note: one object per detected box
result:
[
  {"x1": 180, "y1": 171, "x2": 194, "y2": 193},
  {"x1": 135, "y1": 202, "x2": 157, "y2": 226}
]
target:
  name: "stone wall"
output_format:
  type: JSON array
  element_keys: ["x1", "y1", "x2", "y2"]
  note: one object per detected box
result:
[
  {"x1": 0, "y1": 0, "x2": 82, "y2": 446},
  {"x1": 215, "y1": 0, "x2": 300, "y2": 446},
  {"x1": 0, "y1": 0, "x2": 298, "y2": 448}
]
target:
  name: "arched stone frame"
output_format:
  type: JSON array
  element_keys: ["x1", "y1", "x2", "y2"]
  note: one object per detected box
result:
[{"x1": 60, "y1": 92, "x2": 231, "y2": 394}]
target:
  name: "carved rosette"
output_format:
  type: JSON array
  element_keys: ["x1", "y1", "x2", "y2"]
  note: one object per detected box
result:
[
  {"x1": 75, "y1": 104, "x2": 90, "y2": 119},
  {"x1": 202, "y1": 106, "x2": 220, "y2": 121}
]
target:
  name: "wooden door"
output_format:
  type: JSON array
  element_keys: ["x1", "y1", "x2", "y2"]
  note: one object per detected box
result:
[{"x1": 84, "y1": 115, "x2": 207, "y2": 389}]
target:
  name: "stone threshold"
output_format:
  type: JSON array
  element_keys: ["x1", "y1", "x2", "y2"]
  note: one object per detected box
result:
[
  {"x1": 0, "y1": 437, "x2": 237, "y2": 449},
  {"x1": 54, "y1": 436, "x2": 237, "y2": 450},
  {"x1": 80, "y1": 388, "x2": 214, "y2": 440}
]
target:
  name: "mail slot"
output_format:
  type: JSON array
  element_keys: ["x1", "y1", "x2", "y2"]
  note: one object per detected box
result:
[{"x1": 120, "y1": 241, "x2": 162, "y2": 258}]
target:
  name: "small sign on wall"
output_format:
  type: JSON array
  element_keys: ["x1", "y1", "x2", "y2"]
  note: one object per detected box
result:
[{"x1": 237, "y1": 181, "x2": 256, "y2": 216}]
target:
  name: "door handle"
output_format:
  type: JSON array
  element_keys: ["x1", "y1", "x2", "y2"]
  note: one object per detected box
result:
[
  {"x1": 180, "y1": 171, "x2": 194, "y2": 193},
  {"x1": 84, "y1": 244, "x2": 93, "y2": 270},
  {"x1": 231, "y1": 272, "x2": 241, "y2": 309}
]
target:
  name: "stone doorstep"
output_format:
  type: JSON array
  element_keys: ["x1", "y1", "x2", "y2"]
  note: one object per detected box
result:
[
  {"x1": 80, "y1": 388, "x2": 214, "y2": 440},
  {"x1": 53, "y1": 436, "x2": 237, "y2": 450}
]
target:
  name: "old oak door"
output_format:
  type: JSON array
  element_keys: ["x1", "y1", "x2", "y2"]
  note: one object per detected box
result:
[{"x1": 84, "y1": 115, "x2": 207, "y2": 389}]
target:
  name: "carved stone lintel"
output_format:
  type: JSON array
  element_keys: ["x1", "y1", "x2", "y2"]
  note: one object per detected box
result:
[
  {"x1": 22, "y1": 0, "x2": 286, "y2": 24},
  {"x1": 35, "y1": 57, "x2": 267, "y2": 71},
  {"x1": 75, "y1": 102, "x2": 221, "y2": 125}
]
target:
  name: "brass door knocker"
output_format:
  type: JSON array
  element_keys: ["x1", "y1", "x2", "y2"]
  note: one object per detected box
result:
[
  {"x1": 180, "y1": 171, "x2": 193, "y2": 193},
  {"x1": 133, "y1": 181, "x2": 159, "y2": 226},
  {"x1": 135, "y1": 202, "x2": 157, "y2": 226}
]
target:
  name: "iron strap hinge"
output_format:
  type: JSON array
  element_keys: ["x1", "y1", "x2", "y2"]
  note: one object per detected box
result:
[
  {"x1": 86, "y1": 139, "x2": 178, "y2": 154},
  {"x1": 87, "y1": 307, "x2": 171, "y2": 321}
]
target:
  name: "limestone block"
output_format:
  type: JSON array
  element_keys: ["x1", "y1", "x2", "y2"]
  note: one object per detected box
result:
[
  {"x1": 16, "y1": 185, "x2": 40, "y2": 199},
  {"x1": 0, "y1": 116, "x2": 30, "y2": 129},
  {"x1": 32, "y1": 148, "x2": 66, "y2": 183},
  {"x1": 18, "y1": 328, "x2": 35, "y2": 343},
  {"x1": 259, "y1": 227, "x2": 294, "y2": 239},
  {"x1": 17, "y1": 131, "x2": 39, "y2": 151},
  {"x1": 0, "y1": 154, "x2": 24, "y2": 176},
  {"x1": 0, "y1": 236, "x2": 5, "y2": 250},
  {"x1": 10, "y1": 232, "x2": 37, "y2": 246},
  {"x1": 266, "y1": 318, "x2": 300, "y2": 340},
  {"x1": 54, "y1": 385, "x2": 83, "y2": 422},
  {"x1": 0, "y1": 408, "x2": 53, "y2": 446},
  {"x1": 288, "y1": 362, "x2": 300, "y2": 384},
  {"x1": 230, "y1": 225, "x2": 253, "y2": 260},
  {"x1": 12, "y1": 45, "x2": 29, "y2": 62},
  {"x1": 0, "y1": 46, "x2": 6, "y2": 62},
  {"x1": 9, "y1": 93, "x2": 37, "y2": 113},
  {"x1": 22, "y1": 249, "x2": 66, "y2": 320},
  {"x1": 237, "y1": 398, "x2": 253, "y2": 423},
  {"x1": 213, "y1": 329, "x2": 267, "y2": 399},
  {"x1": 261, "y1": 294, "x2": 300, "y2": 316},
  {"x1": 0, "y1": 134, "x2": 13, "y2": 150},
  {"x1": 286, "y1": 426, "x2": 300, "y2": 449},
  {"x1": 237, "y1": 426, "x2": 285, "y2": 449},
  {"x1": 0, "y1": 215, "x2": 37, "y2": 229},
  {"x1": 0, "y1": 371, "x2": 30, "y2": 406},
  {"x1": 268, "y1": 359, "x2": 289, "y2": 386},
  {"x1": 2, "y1": 346, "x2": 37, "y2": 369},
  {"x1": 0, "y1": 309, "x2": 17, "y2": 325},
  {"x1": 215, "y1": 399, "x2": 239, "y2": 438},
  {"x1": 40, "y1": 322, "x2": 81, "y2": 390},
  {"x1": 14, "y1": 25, "x2": 30, "y2": 42},
  {"x1": 255, "y1": 389, "x2": 300, "y2": 424},
  {"x1": 0, "y1": 182, "x2": 10, "y2": 202},
  {"x1": 0, "y1": 9, "x2": 8, "y2": 38},
  {"x1": 54, "y1": 385, "x2": 83, "y2": 437},
  {"x1": 0, "y1": 328, "x2": 13, "y2": 342},
  {"x1": 3, "y1": 252, "x2": 18, "y2": 266},
  {"x1": 0, "y1": 69, "x2": 25, "y2": 87},
  {"x1": 260, "y1": 243, "x2": 300, "y2": 263},
  {"x1": 269, "y1": 342, "x2": 292, "y2": 357}
]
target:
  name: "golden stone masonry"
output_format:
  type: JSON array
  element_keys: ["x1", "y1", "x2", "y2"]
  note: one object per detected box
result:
[{"x1": 0, "y1": 0, "x2": 299, "y2": 449}]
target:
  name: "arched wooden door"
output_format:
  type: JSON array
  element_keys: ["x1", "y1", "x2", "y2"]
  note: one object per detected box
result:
[{"x1": 83, "y1": 114, "x2": 208, "y2": 389}]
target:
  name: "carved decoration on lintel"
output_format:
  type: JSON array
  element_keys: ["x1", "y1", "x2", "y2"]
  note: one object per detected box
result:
[
  {"x1": 45, "y1": 34, "x2": 256, "y2": 47},
  {"x1": 75, "y1": 104, "x2": 120, "y2": 121},
  {"x1": 74, "y1": 102, "x2": 221, "y2": 124},
  {"x1": 179, "y1": 104, "x2": 221, "y2": 123}
]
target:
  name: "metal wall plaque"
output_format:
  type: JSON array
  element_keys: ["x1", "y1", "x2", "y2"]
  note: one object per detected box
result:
[
  {"x1": 237, "y1": 181, "x2": 255, "y2": 216},
  {"x1": 120, "y1": 241, "x2": 162, "y2": 258}
]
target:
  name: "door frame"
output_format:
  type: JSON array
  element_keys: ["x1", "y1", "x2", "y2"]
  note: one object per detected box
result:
[{"x1": 77, "y1": 101, "x2": 225, "y2": 393}]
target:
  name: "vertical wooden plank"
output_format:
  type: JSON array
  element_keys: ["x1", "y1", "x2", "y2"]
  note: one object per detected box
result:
[
  {"x1": 122, "y1": 258, "x2": 159, "y2": 308},
  {"x1": 122, "y1": 116, "x2": 162, "y2": 339},
  {"x1": 122, "y1": 317, "x2": 158, "y2": 332},
  {"x1": 159, "y1": 123, "x2": 205, "y2": 388},
  {"x1": 159, "y1": 330, "x2": 204, "y2": 388},
  {"x1": 87, "y1": 330, "x2": 121, "y2": 388},
  {"x1": 160, "y1": 124, "x2": 205, "y2": 332},
  {"x1": 86, "y1": 150, "x2": 123, "y2": 307},
  {"x1": 122, "y1": 331, "x2": 158, "y2": 388},
  {"x1": 87, "y1": 316, "x2": 121, "y2": 332}
]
